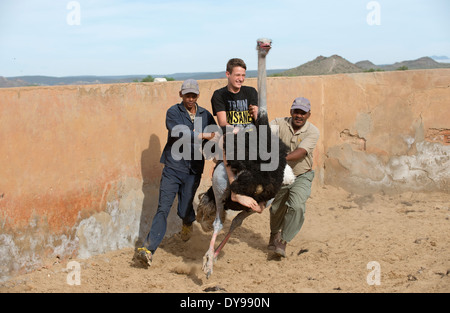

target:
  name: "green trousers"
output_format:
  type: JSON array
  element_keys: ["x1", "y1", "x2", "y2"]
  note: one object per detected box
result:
[{"x1": 270, "y1": 170, "x2": 314, "y2": 243}]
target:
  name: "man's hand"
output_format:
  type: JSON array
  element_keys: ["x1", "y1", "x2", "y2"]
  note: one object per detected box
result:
[
  {"x1": 249, "y1": 104, "x2": 258, "y2": 121},
  {"x1": 201, "y1": 132, "x2": 216, "y2": 141},
  {"x1": 231, "y1": 192, "x2": 264, "y2": 213}
]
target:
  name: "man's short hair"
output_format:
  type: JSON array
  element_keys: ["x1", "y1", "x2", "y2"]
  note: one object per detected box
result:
[{"x1": 226, "y1": 58, "x2": 247, "y2": 73}]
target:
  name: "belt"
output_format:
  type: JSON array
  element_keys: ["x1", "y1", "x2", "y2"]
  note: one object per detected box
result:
[{"x1": 297, "y1": 169, "x2": 312, "y2": 177}]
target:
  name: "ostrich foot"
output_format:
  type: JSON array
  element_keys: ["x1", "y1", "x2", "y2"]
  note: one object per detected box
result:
[
  {"x1": 202, "y1": 211, "x2": 255, "y2": 279},
  {"x1": 202, "y1": 218, "x2": 223, "y2": 279},
  {"x1": 202, "y1": 248, "x2": 215, "y2": 279}
]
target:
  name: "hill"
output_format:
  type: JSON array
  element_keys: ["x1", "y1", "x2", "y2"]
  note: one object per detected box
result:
[
  {"x1": 2, "y1": 55, "x2": 449, "y2": 88},
  {"x1": 0, "y1": 69, "x2": 287, "y2": 88},
  {"x1": 0, "y1": 75, "x2": 148, "y2": 88},
  {"x1": 354, "y1": 60, "x2": 381, "y2": 70},
  {"x1": 379, "y1": 56, "x2": 450, "y2": 71},
  {"x1": 0, "y1": 76, "x2": 30, "y2": 88},
  {"x1": 277, "y1": 55, "x2": 450, "y2": 77},
  {"x1": 277, "y1": 55, "x2": 363, "y2": 77},
  {"x1": 356, "y1": 56, "x2": 450, "y2": 71}
]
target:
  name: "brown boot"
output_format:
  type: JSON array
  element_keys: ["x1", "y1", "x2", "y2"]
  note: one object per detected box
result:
[
  {"x1": 268, "y1": 232, "x2": 280, "y2": 251},
  {"x1": 274, "y1": 237, "x2": 287, "y2": 258},
  {"x1": 180, "y1": 223, "x2": 193, "y2": 241}
]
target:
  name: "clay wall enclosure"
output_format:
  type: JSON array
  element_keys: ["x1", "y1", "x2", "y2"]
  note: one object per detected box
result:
[{"x1": 1, "y1": 69, "x2": 449, "y2": 281}]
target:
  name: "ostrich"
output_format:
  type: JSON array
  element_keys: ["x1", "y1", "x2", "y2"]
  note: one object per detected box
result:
[{"x1": 197, "y1": 38, "x2": 294, "y2": 278}]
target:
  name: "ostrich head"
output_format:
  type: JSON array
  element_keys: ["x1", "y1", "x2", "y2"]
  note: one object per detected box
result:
[{"x1": 256, "y1": 38, "x2": 272, "y2": 57}]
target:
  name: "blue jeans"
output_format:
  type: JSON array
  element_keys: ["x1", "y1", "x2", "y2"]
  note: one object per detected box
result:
[{"x1": 143, "y1": 166, "x2": 201, "y2": 252}]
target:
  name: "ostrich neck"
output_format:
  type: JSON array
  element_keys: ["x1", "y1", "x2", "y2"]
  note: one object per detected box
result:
[{"x1": 257, "y1": 54, "x2": 268, "y2": 115}]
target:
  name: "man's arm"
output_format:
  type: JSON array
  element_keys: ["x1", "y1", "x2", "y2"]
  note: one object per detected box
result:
[
  {"x1": 286, "y1": 147, "x2": 308, "y2": 162},
  {"x1": 166, "y1": 108, "x2": 191, "y2": 138},
  {"x1": 198, "y1": 132, "x2": 216, "y2": 141},
  {"x1": 216, "y1": 111, "x2": 228, "y2": 127},
  {"x1": 288, "y1": 127, "x2": 320, "y2": 162}
]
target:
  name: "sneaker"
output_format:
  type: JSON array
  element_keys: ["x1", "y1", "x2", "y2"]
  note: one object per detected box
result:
[
  {"x1": 268, "y1": 232, "x2": 280, "y2": 251},
  {"x1": 180, "y1": 223, "x2": 193, "y2": 241},
  {"x1": 274, "y1": 238, "x2": 287, "y2": 258},
  {"x1": 135, "y1": 247, "x2": 152, "y2": 268}
]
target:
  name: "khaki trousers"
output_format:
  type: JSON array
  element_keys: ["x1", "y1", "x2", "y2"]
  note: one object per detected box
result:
[{"x1": 270, "y1": 170, "x2": 314, "y2": 243}]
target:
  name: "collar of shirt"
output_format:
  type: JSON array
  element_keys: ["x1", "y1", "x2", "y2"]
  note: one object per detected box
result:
[{"x1": 178, "y1": 102, "x2": 203, "y2": 122}]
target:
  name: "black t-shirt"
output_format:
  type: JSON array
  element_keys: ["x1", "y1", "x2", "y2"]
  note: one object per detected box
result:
[{"x1": 211, "y1": 86, "x2": 258, "y2": 127}]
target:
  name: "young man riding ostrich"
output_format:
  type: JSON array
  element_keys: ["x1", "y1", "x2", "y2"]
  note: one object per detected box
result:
[{"x1": 197, "y1": 39, "x2": 295, "y2": 278}]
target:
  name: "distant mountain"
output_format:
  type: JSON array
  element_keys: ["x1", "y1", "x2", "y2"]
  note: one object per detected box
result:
[
  {"x1": 276, "y1": 55, "x2": 450, "y2": 77},
  {"x1": 431, "y1": 55, "x2": 450, "y2": 63},
  {"x1": 165, "y1": 69, "x2": 286, "y2": 81},
  {"x1": 356, "y1": 56, "x2": 450, "y2": 71},
  {"x1": 0, "y1": 76, "x2": 30, "y2": 88},
  {"x1": 276, "y1": 55, "x2": 363, "y2": 77},
  {"x1": 0, "y1": 75, "x2": 148, "y2": 88},
  {"x1": 2, "y1": 55, "x2": 450, "y2": 88},
  {"x1": 354, "y1": 60, "x2": 381, "y2": 70},
  {"x1": 0, "y1": 69, "x2": 287, "y2": 88},
  {"x1": 378, "y1": 57, "x2": 450, "y2": 71}
]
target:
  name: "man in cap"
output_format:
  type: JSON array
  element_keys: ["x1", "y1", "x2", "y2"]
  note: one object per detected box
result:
[
  {"x1": 135, "y1": 79, "x2": 217, "y2": 267},
  {"x1": 268, "y1": 97, "x2": 320, "y2": 257}
]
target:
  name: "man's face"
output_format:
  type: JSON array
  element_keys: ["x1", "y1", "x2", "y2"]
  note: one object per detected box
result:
[
  {"x1": 180, "y1": 92, "x2": 199, "y2": 110},
  {"x1": 290, "y1": 109, "x2": 311, "y2": 129},
  {"x1": 226, "y1": 66, "x2": 246, "y2": 92}
]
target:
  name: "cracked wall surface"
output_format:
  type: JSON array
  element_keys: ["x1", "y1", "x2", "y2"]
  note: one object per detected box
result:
[
  {"x1": 1, "y1": 69, "x2": 449, "y2": 281},
  {"x1": 323, "y1": 69, "x2": 450, "y2": 195}
]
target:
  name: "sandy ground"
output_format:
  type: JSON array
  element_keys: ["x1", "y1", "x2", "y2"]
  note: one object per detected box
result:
[{"x1": 1, "y1": 185, "x2": 449, "y2": 293}]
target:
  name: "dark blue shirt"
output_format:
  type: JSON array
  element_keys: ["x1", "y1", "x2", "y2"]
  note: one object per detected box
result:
[{"x1": 160, "y1": 102, "x2": 217, "y2": 175}]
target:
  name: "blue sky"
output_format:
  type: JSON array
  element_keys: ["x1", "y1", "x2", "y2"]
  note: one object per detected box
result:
[{"x1": 0, "y1": 0, "x2": 449, "y2": 77}]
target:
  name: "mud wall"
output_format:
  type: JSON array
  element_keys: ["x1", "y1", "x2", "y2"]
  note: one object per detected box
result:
[
  {"x1": 321, "y1": 70, "x2": 450, "y2": 194},
  {"x1": 1, "y1": 69, "x2": 449, "y2": 281}
]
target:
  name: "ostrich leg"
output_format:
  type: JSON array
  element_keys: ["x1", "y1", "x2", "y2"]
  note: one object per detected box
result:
[
  {"x1": 213, "y1": 210, "x2": 255, "y2": 258},
  {"x1": 202, "y1": 210, "x2": 255, "y2": 279},
  {"x1": 202, "y1": 214, "x2": 223, "y2": 279}
]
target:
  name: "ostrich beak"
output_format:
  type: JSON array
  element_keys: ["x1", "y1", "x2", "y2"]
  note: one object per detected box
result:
[{"x1": 257, "y1": 38, "x2": 272, "y2": 53}]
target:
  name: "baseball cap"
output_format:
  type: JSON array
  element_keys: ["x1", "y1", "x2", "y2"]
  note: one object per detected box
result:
[
  {"x1": 180, "y1": 79, "x2": 200, "y2": 95},
  {"x1": 291, "y1": 97, "x2": 311, "y2": 112}
]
